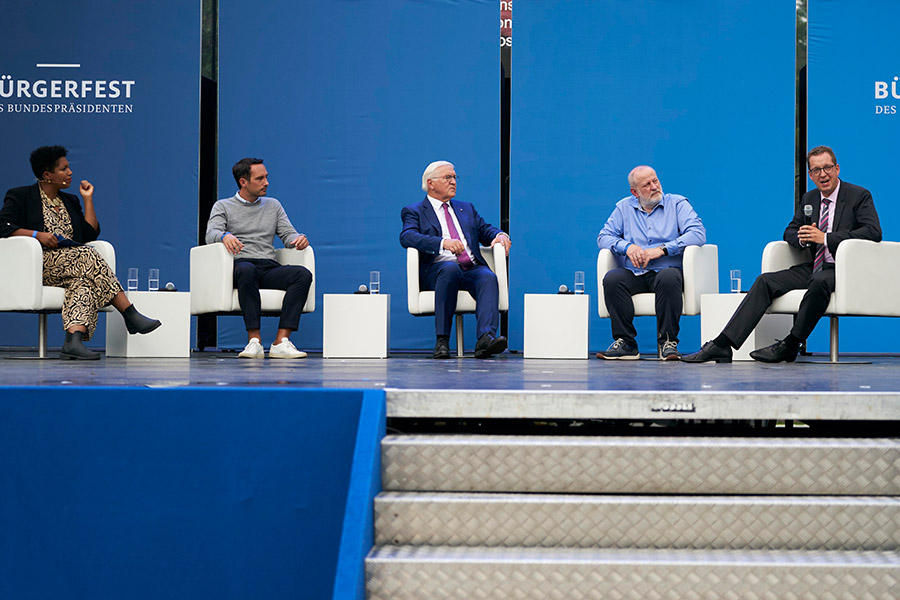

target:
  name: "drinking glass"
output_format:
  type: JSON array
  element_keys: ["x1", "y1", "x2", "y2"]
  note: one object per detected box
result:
[
  {"x1": 574, "y1": 271, "x2": 585, "y2": 294},
  {"x1": 127, "y1": 268, "x2": 139, "y2": 291},
  {"x1": 369, "y1": 270, "x2": 380, "y2": 294},
  {"x1": 148, "y1": 268, "x2": 160, "y2": 292},
  {"x1": 730, "y1": 269, "x2": 741, "y2": 294}
]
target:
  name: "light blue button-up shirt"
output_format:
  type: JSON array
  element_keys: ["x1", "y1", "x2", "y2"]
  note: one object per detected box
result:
[{"x1": 597, "y1": 193, "x2": 706, "y2": 274}]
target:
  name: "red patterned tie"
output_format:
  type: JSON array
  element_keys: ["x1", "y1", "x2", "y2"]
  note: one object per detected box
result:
[
  {"x1": 813, "y1": 198, "x2": 830, "y2": 273},
  {"x1": 442, "y1": 202, "x2": 474, "y2": 270}
]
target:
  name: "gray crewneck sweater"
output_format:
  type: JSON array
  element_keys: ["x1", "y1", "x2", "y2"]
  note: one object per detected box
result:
[{"x1": 205, "y1": 194, "x2": 301, "y2": 260}]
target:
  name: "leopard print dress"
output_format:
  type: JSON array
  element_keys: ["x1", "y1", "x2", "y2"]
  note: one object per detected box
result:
[{"x1": 41, "y1": 201, "x2": 123, "y2": 340}]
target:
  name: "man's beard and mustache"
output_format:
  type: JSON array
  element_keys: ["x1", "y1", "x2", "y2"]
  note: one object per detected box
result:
[{"x1": 638, "y1": 186, "x2": 664, "y2": 210}]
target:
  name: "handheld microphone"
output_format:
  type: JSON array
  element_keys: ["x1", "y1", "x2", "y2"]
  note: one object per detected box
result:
[
  {"x1": 558, "y1": 284, "x2": 573, "y2": 294},
  {"x1": 354, "y1": 284, "x2": 369, "y2": 294},
  {"x1": 165, "y1": 282, "x2": 176, "y2": 291},
  {"x1": 803, "y1": 204, "x2": 813, "y2": 225}
]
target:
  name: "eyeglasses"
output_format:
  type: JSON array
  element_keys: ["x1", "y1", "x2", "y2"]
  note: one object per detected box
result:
[
  {"x1": 809, "y1": 165, "x2": 836, "y2": 176},
  {"x1": 434, "y1": 175, "x2": 459, "y2": 182}
]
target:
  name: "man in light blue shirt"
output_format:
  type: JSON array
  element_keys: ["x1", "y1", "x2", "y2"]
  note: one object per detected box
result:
[{"x1": 596, "y1": 166, "x2": 706, "y2": 360}]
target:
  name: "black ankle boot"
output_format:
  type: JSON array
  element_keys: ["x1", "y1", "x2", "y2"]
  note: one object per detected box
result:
[
  {"x1": 122, "y1": 305, "x2": 162, "y2": 335},
  {"x1": 60, "y1": 331, "x2": 101, "y2": 360}
]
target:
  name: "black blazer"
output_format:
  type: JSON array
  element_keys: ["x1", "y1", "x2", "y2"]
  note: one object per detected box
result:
[
  {"x1": 0, "y1": 183, "x2": 100, "y2": 243},
  {"x1": 783, "y1": 180, "x2": 881, "y2": 263}
]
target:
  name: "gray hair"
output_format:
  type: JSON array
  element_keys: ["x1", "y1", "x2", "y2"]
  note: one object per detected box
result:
[
  {"x1": 422, "y1": 160, "x2": 455, "y2": 192},
  {"x1": 628, "y1": 165, "x2": 655, "y2": 190}
]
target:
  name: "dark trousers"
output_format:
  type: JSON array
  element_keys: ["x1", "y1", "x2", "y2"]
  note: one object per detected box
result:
[
  {"x1": 722, "y1": 263, "x2": 834, "y2": 348},
  {"x1": 233, "y1": 258, "x2": 312, "y2": 332},
  {"x1": 602, "y1": 267, "x2": 683, "y2": 345},
  {"x1": 422, "y1": 262, "x2": 499, "y2": 339}
]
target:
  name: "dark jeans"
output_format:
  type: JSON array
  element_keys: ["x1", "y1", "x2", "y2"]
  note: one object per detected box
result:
[
  {"x1": 422, "y1": 262, "x2": 499, "y2": 339},
  {"x1": 722, "y1": 263, "x2": 834, "y2": 348},
  {"x1": 233, "y1": 258, "x2": 312, "y2": 331},
  {"x1": 602, "y1": 267, "x2": 684, "y2": 345}
]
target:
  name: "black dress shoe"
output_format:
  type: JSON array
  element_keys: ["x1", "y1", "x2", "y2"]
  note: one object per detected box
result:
[
  {"x1": 681, "y1": 340, "x2": 732, "y2": 363},
  {"x1": 749, "y1": 339, "x2": 799, "y2": 363},
  {"x1": 474, "y1": 333, "x2": 507, "y2": 359},
  {"x1": 122, "y1": 304, "x2": 162, "y2": 335},
  {"x1": 60, "y1": 331, "x2": 101, "y2": 360},
  {"x1": 433, "y1": 336, "x2": 451, "y2": 359}
]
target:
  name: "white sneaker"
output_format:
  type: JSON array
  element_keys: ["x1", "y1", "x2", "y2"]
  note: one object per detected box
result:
[
  {"x1": 238, "y1": 337, "x2": 265, "y2": 359},
  {"x1": 269, "y1": 337, "x2": 307, "y2": 359}
]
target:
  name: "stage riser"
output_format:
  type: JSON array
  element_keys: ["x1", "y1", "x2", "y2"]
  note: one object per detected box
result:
[
  {"x1": 375, "y1": 493, "x2": 900, "y2": 551},
  {"x1": 369, "y1": 434, "x2": 900, "y2": 599},
  {"x1": 366, "y1": 547, "x2": 900, "y2": 600},
  {"x1": 382, "y1": 435, "x2": 900, "y2": 495}
]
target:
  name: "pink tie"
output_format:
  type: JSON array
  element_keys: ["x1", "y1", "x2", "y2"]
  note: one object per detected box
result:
[
  {"x1": 813, "y1": 198, "x2": 830, "y2": 273},
  {"x1": 442, "y1": 202, "x2": 474, "y2": 270}
]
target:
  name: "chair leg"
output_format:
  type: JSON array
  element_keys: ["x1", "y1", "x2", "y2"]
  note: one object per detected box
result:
[
  {"x1": 456, "y1": 315, "x2": 464, "y2": 358},
  {"x1": 829, "y1": 316, "x2": 839, "y2": 363},
  {"x1": 38, "y1": 313, "x2": 48, "y2": 359}
]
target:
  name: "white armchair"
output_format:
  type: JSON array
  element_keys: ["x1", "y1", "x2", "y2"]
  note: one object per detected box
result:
[
  {"x1": 762, "y1": 239, "x2": 900, "y2": 362},
  {"x1": 407, "y1": 244, "x2": 509, "y2": 357},
  {"x1": 597, "y1": 244, "x2": 719, "y2": 318},
  {"x1": 0, "y1": 236, "x2": 116, "y2": 357},
  {"x1": 190, "y1": 243, "x2": 316, "y2": 332}
]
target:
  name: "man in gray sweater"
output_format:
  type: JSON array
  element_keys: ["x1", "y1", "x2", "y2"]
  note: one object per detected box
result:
[{"x1": 205, "y1": 158, "x2": 312, "y2": 359}]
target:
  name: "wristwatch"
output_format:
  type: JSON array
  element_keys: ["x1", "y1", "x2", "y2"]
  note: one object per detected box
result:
[{"x1": 658, "y1": 245, "x2": 668, "y2": 256}]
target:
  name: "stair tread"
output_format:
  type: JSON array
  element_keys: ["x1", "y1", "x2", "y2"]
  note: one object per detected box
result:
[
  {"x1": 368, "y1": 545, "x2": 900, "y2": 566},
  {"x1": 377, "y1": 491, "x2": 900, "y2": 504}
]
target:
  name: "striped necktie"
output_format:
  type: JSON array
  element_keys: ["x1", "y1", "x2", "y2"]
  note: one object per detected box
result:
[{"x1": 813, "y1": 198, "x2": 831, "y2": 273}]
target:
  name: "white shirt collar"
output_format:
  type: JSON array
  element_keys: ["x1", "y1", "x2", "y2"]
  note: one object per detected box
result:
[
  {"x1": 235, "y1": 191, "x2": 261, "y2": 205},
  {"x1": 427, "y1": 195, "x2": 451, "y2": 211}
]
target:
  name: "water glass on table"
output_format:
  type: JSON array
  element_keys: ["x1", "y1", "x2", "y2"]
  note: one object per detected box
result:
[
  {"x1": 369, "y1": 270, "x2": 380, "y2": 294},
  {"x1": 574, "y1": 271, "x2": 585, "y2": 294},
  {"x1": 127, "y1": 268, "x2": 139, "y2": 291},
  {"x1": 730, "y1": 269, "x2": 741, "y2": 294},
  {"x1": 148, "y1": 268, "x2": 160, "y2": 292}
]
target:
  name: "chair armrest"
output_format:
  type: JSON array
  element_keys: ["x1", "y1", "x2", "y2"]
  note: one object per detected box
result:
[
  {"x1": 485, "y1": 244, "x2": 509, "y2": 312},
  {"x1": 0, "y1": 236, "x2": 43, "y2": 310},
  {"x1": 683, "y1": 244, "x2": 718, "y2": 314},
  {"x1": 275, "y1": 246, "x2": 315, "y2": 312},
  {"x1": 190, "y1": 243, "x2": 235, "y2": 314},
  {"x1": 835, "y1": 239, "x2": 900, "y2": 316},
  {"x1": 761, "y1": 241, "x2": 806, "y2": 274},
  {"x1": 596, "y1": 249, "x2": 617, "y2": 317},
  {"x1": 86, "y1": 240, "x2": 116, "y2": 273},
  {"x1": 407, "y1": 247, "x2": 421, "y2": 313}
]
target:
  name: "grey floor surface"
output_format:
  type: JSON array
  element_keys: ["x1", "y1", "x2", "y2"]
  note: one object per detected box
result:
[{"x1": 1, "y1": 349, "x2": 898, "y2": 392}]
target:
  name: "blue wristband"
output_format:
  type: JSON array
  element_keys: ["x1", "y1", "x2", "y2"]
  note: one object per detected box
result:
[{"x1": 32, "y1": 230, "x2": 38, "y2": 238}]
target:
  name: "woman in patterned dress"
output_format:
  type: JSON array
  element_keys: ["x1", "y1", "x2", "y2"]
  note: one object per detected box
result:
[{"x1": 0, "y1": 146, "x2": 161, "y2": 360}]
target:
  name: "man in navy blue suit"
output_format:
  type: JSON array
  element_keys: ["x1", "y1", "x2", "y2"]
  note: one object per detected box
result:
[{"x1": 400, "y1": 161, "x2": 511, "y2": 359}]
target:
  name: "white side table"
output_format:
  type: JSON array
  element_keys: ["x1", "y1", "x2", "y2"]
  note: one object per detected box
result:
[
  {"x1": 106, "y1": 291, "x2": 191, "y2": 358},
  {"x1": 524, "y1": 294, "x2": 590, "y2": 359},
  {"x1": 700, "y1": 293, "x2": 794, "y2": 361},
  {"x1": 323, "y1": 294, "x2": 390, "y2": 358}
]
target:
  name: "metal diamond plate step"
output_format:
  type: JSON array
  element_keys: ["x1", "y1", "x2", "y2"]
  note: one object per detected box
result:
[
  {"x1": 374, "y1": 492, "x2": 900, "y2": 551},
  {"x1": 366, "y1": 546, "x2": 900, "y2": 600},
  {"x1": 382, "y1": 435, "x2": 900, "y2": 495}
]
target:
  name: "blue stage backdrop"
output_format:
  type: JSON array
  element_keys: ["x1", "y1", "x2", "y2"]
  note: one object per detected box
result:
[
  {"x1": 510, "y1": 1, "x2": 795, "y2": 353},
  {"x1": 0, "y1": 1, "x2": 200, "y2": 349},
  {"x1": 808, "y1": 0, "x2": 900, "y2": 352},
  {"x1": 218, "y1": 0, "x2": 499, "y2": 351},
  {"x1": 0, "y1": 386, "x2": 382, "y2": 600}
]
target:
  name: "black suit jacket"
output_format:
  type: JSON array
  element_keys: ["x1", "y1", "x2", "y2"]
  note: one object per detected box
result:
[
  {"x1": 0, "y1": 183, "x2": 100, "y2": 243},
  {"x1": 783, "y1": 180, "x2": 881, "y2": 263}
]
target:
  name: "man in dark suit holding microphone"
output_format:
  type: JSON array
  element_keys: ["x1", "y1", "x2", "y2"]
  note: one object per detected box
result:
[
  {"x1": 683, "y1": 146, "x2": 882, "y2": 363},
  {"x1": 400, "y1": 161, "x2": 511, "y2": 359}
]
